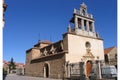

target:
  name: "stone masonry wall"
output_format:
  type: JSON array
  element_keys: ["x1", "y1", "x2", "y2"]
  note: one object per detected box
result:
[
  {"x1": 25, "y1": 53, "x2": 65, "y2": 79},
  {"x1": 108, "y1": 48, "x2": 117, "y2": 66}
]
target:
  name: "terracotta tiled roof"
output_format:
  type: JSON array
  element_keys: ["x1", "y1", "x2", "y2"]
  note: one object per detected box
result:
[
  {"x1": 3, "y1": 60, "x2": 25, "y2": 66},
  {"x1": 104, "y1": 47, "x2": 115, "y2": 55},
  {"x1": 3, "y1": 60, "x2": 7, "y2": 63},
  {"x1": 41, "y1": 40, "x2": 52, "y2": 44},
  {"x1": 15, "y1": 63, "x2": 25, "y2": 67},
  {"x1": 15, "y1": 63, "x2": 24, "y2": 65},
  {"x1": 3, "y1": 60, "x2": 9, "y2": 64}
]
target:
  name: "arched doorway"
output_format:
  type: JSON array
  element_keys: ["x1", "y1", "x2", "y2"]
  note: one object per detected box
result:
[
  {"x1": 86, "y1": 60, "x2": 92, "y2": 78},
  {"x1": 105, "y1": 54, "x2": 109, "y2": 63},
  {"x1": 44, "y1": 63, "x2": 49, "y2": 78}
]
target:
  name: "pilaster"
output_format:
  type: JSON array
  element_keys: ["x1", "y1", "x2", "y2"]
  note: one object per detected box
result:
[{"x1": 92, "y1": 22, "x2": 95, "y2": 32}]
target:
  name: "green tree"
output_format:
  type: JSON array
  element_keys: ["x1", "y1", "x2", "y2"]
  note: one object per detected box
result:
[{"x1": 8, "y1": 58, "x2": 16, "y2": 73}]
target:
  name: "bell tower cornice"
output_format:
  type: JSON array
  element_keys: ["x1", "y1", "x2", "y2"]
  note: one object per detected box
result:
[
  {"x1": 68, "y1": 3, "x2": 100, "y2": 39},
  {"x1": 73, "y1": 2, "x2": 93, "y2": 19}
]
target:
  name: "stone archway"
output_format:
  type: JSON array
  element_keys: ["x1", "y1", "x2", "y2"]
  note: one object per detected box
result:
[
  {"x1": 86, "y1": 60, "x2": 92, "y2": 78},
  {"x1": 44, "y1": 63, "x2": 49, "y2": 78}
]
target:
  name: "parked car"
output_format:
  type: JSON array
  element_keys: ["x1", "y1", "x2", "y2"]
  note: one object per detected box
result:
[{"x1": 101, "y1": 65, "x2": 117, "y2": 78}]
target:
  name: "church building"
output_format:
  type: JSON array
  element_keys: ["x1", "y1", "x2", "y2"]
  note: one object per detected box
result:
[{"x1": 25, "y1": 3, "x2": 104, "y2": 79}]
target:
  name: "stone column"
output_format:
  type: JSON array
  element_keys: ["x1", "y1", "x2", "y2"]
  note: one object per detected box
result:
[
  {"x1": 92, "y1": 22, "x2": 95, "y2": 32},
  {"x1": 96, "y1": 60, "x2": 102, "y2": 79},
  {"x1": 81, "y1": 19, "x2": 84, "y2": 30},
  {"x1": 98, "y1": 60, "x2": 102, "y2": 79},
  {"x1": 75, "y1": 15, "x2": 78, "y2": 29},
  {"x1": 22, "y1": 68, "x2": 24, "y2": 75},
  {"x1": 86, "y1": 21, "x2": 89, "y2": 31},
  {"x1": 44, "y1": 67, "x2": 46, "y2": 78}
]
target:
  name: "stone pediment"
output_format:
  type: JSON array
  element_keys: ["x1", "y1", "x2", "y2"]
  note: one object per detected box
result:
[{"x1": 83, "y1": 49, "x2": 95, "y2": 59}]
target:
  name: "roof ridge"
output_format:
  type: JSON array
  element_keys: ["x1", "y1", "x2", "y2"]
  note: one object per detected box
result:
[{"x1": 104, "y1": 46, "x2": 115, "y2": 54}]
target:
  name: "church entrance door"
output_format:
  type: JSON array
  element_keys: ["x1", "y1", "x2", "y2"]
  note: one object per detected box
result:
[
  {"x1": 86, "y1": 60, "x2": 92, "y2": 78},
  {"x1": 44, "y1": 63, "x2": 49, "y2": 78}
]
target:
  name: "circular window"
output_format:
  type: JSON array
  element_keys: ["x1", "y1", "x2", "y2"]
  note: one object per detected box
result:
[{"x1": 85, "y1": 42, "x2": 91, "y2": 48}]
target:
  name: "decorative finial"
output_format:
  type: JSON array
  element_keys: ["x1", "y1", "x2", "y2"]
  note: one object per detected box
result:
[
  {"x1": 82, "y1": 2, "x2": 85, "y2": 5},
  {"x1": 68, "y1": 24, "x2": 71, "y2": 28},
  {"x1": 67, "y1": 24, "x2": 71, "y2": 32},
  {"x1": 38, "y1": 33, "x2": 41, "y2": 43},
  {"x1": 96, "y1": 32, "x2": 100, "y2": 38},
  {"x1": 80, "y1": 2, "x2": 87, "y2": 8}
]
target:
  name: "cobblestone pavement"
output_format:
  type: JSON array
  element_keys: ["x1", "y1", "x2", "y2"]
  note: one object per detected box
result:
[{"x1": 5, "y1": 74, "x2": 62, "y2": 80}]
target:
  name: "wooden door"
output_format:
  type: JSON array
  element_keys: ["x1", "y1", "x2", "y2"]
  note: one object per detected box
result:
[{"x1": 86, "y1": 61, "x2": 92, "y2": 77}]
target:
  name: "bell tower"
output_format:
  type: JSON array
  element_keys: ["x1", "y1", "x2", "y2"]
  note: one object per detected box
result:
[
  {"x1": 68, "y1": 3, "x2": 99, "y2": 38},
  {"x1": 65, "y1": 3, "x2": 104, "y2": 79}
]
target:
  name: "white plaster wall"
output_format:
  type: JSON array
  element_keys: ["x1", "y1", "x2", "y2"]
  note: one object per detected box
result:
[
  {"x1": 76, "y1": 29, "x2": 96, "y2": 38},
  {"x1": 66, "y1": 34, "x2": 104, "y2": 63}
]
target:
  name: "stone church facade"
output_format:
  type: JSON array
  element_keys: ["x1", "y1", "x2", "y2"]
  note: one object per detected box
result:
[{"x1": 25, "y1": 3, "x2": 105, "y2": 79}]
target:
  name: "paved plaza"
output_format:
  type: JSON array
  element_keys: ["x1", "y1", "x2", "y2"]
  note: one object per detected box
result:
[
  {"x1": 4, "y1": 73, "x2": 117, "y2": 80},
  {"x1": 4, "y1": 74, "x2": 62, "y2": 80}
]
